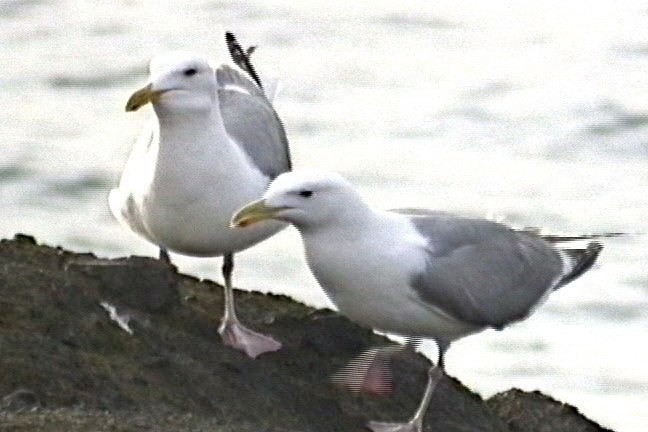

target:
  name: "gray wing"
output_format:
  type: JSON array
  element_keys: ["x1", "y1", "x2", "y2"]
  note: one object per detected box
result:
[
  {"x1": 404, "y1": 211, "x2": 565, "y2": 329},
  {"x1": 216, "y1": 64, "x2": 264, "y2": 97},
  {"x1": 217, "y1": 65, "x2": 291, "y2": 178},
  {"x1": 395, "y1": 208, "x2": 623, "y2": 242},
  {"x1": 516, "y1": 226, "x2": 625, "y2": 243}
]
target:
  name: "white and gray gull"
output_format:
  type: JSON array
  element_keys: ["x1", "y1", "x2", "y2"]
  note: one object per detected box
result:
[
  {"x1": 231, "y1": 169, "x2": 603, "y2": 432},
  {"x1": 109, "y1": 45, "x2": 291, "y2": 358}
]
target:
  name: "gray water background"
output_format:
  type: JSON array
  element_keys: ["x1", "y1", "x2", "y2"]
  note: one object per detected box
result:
[{"x1": 1, "y1": 1, "x2": 647, "y2": 430}]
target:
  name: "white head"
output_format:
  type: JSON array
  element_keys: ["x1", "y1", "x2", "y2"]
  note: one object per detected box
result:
[
  {"x1": 231, "y1": 169, "x2": 370, "y2": 231},
  {"x1": 125, "y1": 51, "x2": 217, "y2": 114}
]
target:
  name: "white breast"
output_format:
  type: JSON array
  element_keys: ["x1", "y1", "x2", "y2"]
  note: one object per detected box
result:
[
  {"x1": 302, "y1": 211, "x2": 479, "y2": 341},
  {"x1": 114, "y1": 110, "x2": 285, "y2": 257}
]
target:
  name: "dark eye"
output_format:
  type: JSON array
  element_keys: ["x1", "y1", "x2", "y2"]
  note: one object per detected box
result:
[
  {"x1": 298, "y1": 190, "x2": 313, "y2": 198},
  {"x1": 183, "y1": 68, "x2": 198, "y2": 77}
]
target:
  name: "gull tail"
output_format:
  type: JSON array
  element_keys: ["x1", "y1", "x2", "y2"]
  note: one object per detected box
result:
[{"x1": 556, "y1": 241, "x2": 604, "y2": 288}]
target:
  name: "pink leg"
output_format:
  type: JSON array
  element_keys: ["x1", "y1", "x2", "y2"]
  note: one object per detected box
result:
[
  {"x1": 219, "y1": 314, "x2": 281, "y2": 359},
  {"x1": 332, "y1": 345, "x2": 405, "y2": 396},
  {"x1": 217, "y1": 254, "x2": 281, "y2": 358},
  {"x1": 368, "y1": 342, "x2": 448, "y2": 432},
  {"x1": 367, "y1": 366, "x2": 443, "y2": 432},
  {"x1": 332, "y1": 339, "x2": 421, "y2": 396}
]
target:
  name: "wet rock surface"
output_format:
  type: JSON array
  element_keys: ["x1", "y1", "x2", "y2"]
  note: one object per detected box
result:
[{"x1": 0, "y1": 235, "x2": 613, "y2": 431}]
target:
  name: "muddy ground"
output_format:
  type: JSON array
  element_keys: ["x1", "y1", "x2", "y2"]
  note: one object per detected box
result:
[{"x1": 0, "y1": 235, "x2": 612, "y2": 432}]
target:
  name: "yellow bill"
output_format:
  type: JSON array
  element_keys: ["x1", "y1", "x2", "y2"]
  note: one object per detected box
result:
[
  {"x1": 230, "y1": 199, "x2": 281, "y2": 228},
  {"x1": 125, "y1": 83, "x2": 164, "y2": 112}
]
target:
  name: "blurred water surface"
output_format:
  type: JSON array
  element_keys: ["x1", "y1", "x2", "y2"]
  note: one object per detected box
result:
[{"x1": 1, "y1": 1, "x2": 647, "y2": 430}]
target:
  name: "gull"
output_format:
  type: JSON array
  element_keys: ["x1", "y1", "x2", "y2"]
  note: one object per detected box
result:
[
  {"x1": 231, "y1": 169, "x2": 603, "y2": 431},
  {"x1": 109, "y1": 42, "x2": 291, "y2": 358}
]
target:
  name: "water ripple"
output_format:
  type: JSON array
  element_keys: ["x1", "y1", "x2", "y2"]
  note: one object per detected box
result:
[
  {"x1": 47, "y1": 66, "x2": 146, "y2": 89},
  {"x1": 0, "y1": 0, "x2": 47, "y2": 19},
  {"x1": 44, "y1": 172, "x2": 112, "y2": 198},
  {"x1": 585, "y1": 104, "x2": 648, "y2": 136},
  {"x1": 378, "y1": 14, "x2": 459, "y2": 30},
  {"x1": 0, "y1": 163, "x2": 31, "y2": 183},
  {"x1": 576, "y1": 301, "x2": 646, "y2": 322}
]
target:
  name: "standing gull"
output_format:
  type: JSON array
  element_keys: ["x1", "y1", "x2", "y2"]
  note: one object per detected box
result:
[
  {"x1": 231, "y1": 170, "x2": 603, "y2": 431},
  {"x1": 109, "y1": 43, "x2": 291, "y2": 358}
]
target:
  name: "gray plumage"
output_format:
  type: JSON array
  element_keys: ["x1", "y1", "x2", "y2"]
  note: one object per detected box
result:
[
  {"x1": 238, "y1": 170, "x2": 606, "y2": 429},
  {"x1": 216, "y1": 64, "x2": 264, "y2": 97},
  {"x1": 404, "y1": 211, "x2": 599, "y2": 330},
  {"x1": 216, "y1": 65, "x2": 291, "y2": 178}
]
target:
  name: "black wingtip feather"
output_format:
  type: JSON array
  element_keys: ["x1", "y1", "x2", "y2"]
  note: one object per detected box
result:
[
  {"x1": 558, "y1": 241, "x2": 603, "y2": 288},
  {"x1": 224, "y1": 31, "x2": 264, "y2": 91}
]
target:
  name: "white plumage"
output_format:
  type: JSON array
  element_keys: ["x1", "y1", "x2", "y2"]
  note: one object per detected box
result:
[{"x1": 111, "y1": 50, "x2": 291, "y2": 358}]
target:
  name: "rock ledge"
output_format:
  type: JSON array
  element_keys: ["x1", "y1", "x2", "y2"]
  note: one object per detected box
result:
[{"x1": 0, "y1": 235, "x2": 612, "y2": 432}]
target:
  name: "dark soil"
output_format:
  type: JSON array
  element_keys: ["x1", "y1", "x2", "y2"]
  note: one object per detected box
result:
[{"x1": 0, "y1": 234, "x2": 613, "y2": 432}]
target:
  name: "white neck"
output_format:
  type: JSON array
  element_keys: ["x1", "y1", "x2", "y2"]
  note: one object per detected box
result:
[
  {"x1": 156, "y1": 103, "x2": 227, "y2": 151},
  {"x1": 302, "y1": 206, "x2": 397, "y2": 250},
  {"x1": 149, "y1": 102, "x2": 257, "y2": 194}
]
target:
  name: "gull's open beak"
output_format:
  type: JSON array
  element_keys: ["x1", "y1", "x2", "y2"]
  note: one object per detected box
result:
[
  {"x1": 230, "y1": 199, "x2": 283, "y2": 229},
  {"x1": 125, "y1": 83, "x2": 164, "y2": 112}
]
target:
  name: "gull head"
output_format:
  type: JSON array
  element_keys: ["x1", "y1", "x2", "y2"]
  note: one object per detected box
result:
[
  {"x1": 126, "y1": 51, "x2": 217, "y2": 113},
  {"x1": 231, "y1": 169, "x2": 368, "y2": 230}
]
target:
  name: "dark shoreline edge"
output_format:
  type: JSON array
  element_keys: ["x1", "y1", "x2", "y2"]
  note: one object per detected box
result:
[{"x1": 0, "y1": 234, "x2": 613, "y2": 432}]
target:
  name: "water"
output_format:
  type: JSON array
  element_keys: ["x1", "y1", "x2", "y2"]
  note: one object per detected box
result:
[{"x1": 2, "y1": 1, "x2": 647, "y2": 430}]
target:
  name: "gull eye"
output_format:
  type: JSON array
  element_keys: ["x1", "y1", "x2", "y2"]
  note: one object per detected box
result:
[
  {"x1": 183, "y1": 68, "x2": 198, "y2": 77},
  {"x1": 298, "y1": 190, "x2": 313, "y2": 198}
]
